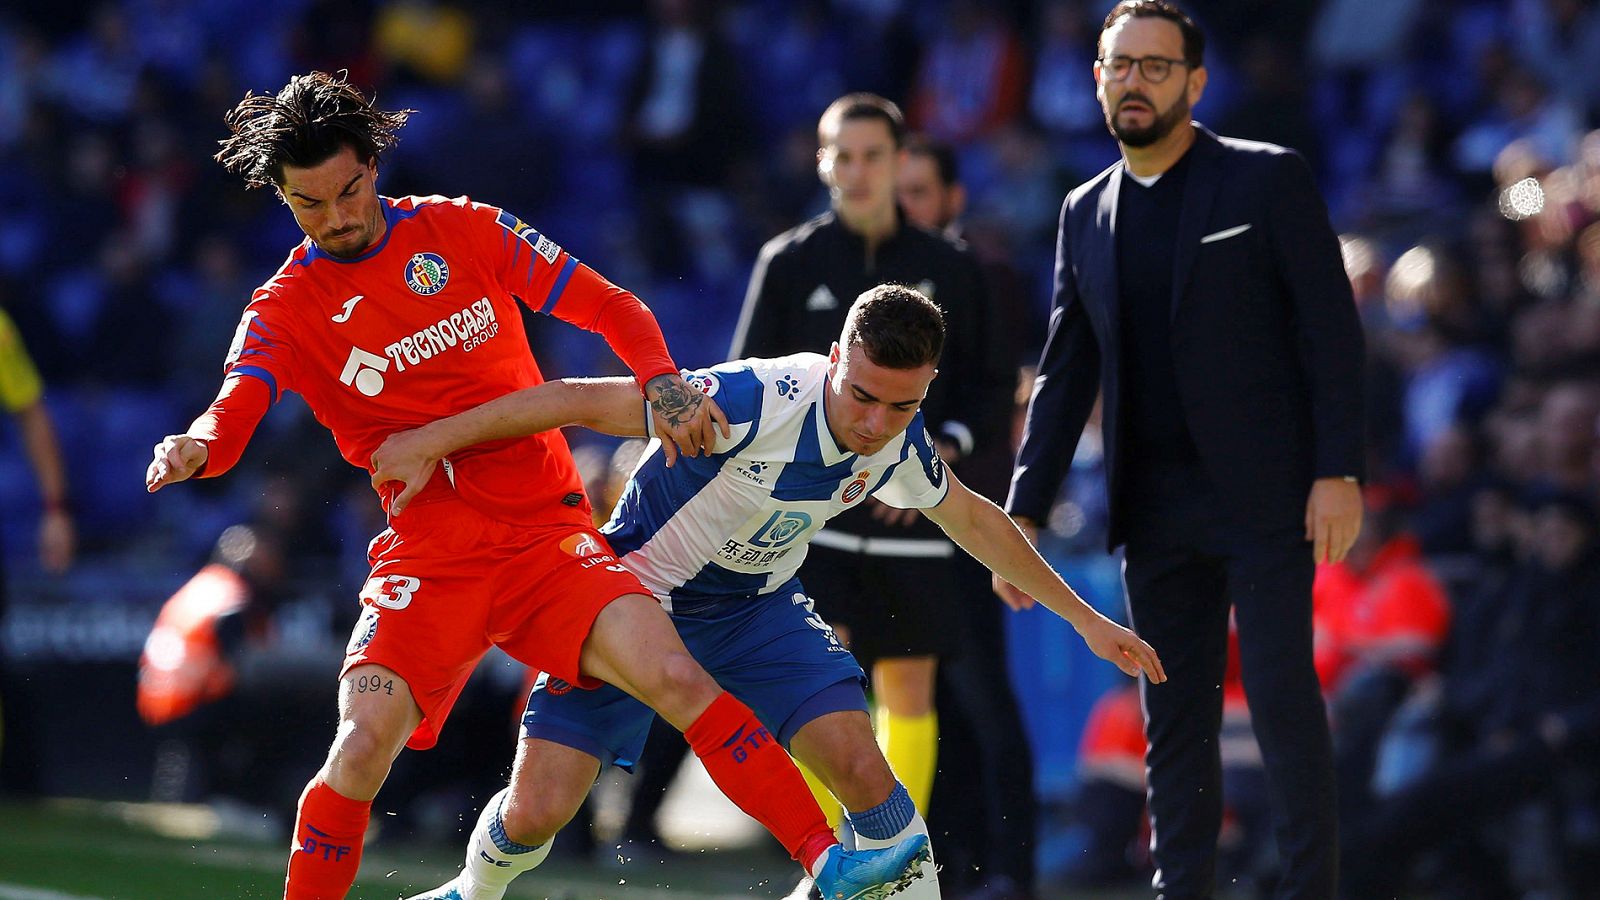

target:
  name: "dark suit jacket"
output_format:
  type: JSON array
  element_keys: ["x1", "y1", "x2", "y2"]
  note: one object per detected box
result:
[{"x1": 1005, "y1": 125, "x2": 1364, "y2": 549}]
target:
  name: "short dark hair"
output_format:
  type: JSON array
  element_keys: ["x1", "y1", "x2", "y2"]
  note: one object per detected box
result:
[
  {"x1": 1101, "y1": 0, "x2": 1205, "y2": 67},
  {"x1": 841, "y1": 284, "x2": 945, "y2": 369},
  {"x1": 904, "y1": 134, "x2": 959, "y2": 187},
  {"x1": 215, "y1": 71, "x2": 414, "y2": 188},
  {"x1": 818, "y1": 93, "x2": 906, "y2": 149}
]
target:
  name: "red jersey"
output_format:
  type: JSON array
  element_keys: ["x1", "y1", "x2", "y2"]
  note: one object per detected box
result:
[{"x1": 192, "y1": 195, "x2": 675, "y2": 526}]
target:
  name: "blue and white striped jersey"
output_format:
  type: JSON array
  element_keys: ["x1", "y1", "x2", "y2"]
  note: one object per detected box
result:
[{"x1": 602, "y1": 353, "x2": 950, "y2": 608}]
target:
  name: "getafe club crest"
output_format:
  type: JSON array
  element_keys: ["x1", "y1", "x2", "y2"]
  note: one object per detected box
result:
[{"x1": 405, "y1": 252, "x2": 450, "y2": 295}]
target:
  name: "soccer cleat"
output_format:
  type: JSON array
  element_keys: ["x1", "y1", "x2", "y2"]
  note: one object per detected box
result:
[
  {"x1": 401, "y1": 876, "x2": 472, "y2": 900},
  {"x1": 811, "y1": 834, "x2": 932, "y2": 900}
]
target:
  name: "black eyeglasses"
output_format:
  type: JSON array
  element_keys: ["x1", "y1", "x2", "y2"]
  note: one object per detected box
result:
[{"x1": 1097, "y1": 55, "x2": 1192, "y2": 84}]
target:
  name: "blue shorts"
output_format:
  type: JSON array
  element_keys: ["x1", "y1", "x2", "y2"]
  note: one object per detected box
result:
[{"x1": 521, "y1": 579, "x2": 868, "y2": 770}]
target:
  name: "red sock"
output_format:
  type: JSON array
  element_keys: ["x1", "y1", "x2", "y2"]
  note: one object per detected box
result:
[
  {"x1": 284, "y1": 777, "x2": 370, "y2": 900},
  {"x1": 684, "y1": 691, "x2": 837, "y2": 870}
]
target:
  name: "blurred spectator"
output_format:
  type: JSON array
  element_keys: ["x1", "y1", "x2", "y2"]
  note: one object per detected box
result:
[
  {"x1": 623, "y1": 0, "x2": 749, "y2": 281},
  {"x1": 0, "y1": 301, "x2": 74, "y2": 797},
  {"x1": 1456, "y1": 61, "x2": 1584, "y2": 176},
  {"x1": 908, "y1": 0, "x2": 1027, "y2": 143},
  {"x1": 1344, "y1": 489, "x2": 1600, "y2": 897},
  {"x1": 1509, "y1": 0, "x2": 1600, "y2": 118}
]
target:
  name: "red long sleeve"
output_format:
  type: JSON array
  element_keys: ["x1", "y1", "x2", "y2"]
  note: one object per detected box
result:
[
  {"x1": 186, "y1": 374, "x2": 273, "y2": 478},
  {"x1": 548, "y1": 263, "x2": 677, "y2": 389}
]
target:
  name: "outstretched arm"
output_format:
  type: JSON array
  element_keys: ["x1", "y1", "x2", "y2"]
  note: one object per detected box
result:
[
  {"x1": 371, "y1": 378, "x2": 725, "y2": 514},
  {"x1": 924, "y1": 471, "x2": 1166, "y2": 682}
]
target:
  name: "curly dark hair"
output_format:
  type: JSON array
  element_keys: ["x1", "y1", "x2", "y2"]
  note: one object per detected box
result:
[
  {"x1": 215, "y1": 71, "x2": 413, "y2": 188},
  {"x1": 841, "y1": 284, "x2": 946, "y2": 369}
]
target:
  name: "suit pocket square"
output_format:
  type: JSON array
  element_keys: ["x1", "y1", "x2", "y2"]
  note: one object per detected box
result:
[{"x1": 1200, "y1": 223, "x2": 1252, "y2": 244}]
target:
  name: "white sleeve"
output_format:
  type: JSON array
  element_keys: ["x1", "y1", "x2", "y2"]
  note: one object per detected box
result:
[{"x1": 872, "y1": 415, "x2": 951, "y2": 509}]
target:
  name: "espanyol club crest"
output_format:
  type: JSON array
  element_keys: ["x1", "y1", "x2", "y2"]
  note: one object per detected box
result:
[
  {"x1": 841, "y1": 470, "x2": 870, "y2": 504},
  {"x1": 405, "y1": 252, "x2": 450, "y2": 295}
]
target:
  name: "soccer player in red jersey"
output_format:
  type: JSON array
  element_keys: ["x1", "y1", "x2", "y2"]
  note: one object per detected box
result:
[{"x1": 145, "y1": 71, "x2": 929, "y2": 900}]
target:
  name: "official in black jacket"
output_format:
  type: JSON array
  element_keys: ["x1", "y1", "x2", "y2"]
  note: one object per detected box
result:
[
  {"x1": 730, "y1": 94, "x2": 1012, "y2": 858},
  {"x1": 1005, "y1": 4, "x2": 1364, "y2": 898}
]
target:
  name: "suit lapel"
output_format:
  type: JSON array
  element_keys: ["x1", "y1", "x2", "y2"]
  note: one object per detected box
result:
[
  {"x1": 1094, "y1": 162, "x2": 1123, "y2": 332},
  {"x1": 1170, "y1": 125, "x2": 1224, "y2": 320}
]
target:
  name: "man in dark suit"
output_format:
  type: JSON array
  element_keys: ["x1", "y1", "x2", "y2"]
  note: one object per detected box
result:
[{"x1": 1004, "y1": 2, "x2": 1365, "y2": 897}]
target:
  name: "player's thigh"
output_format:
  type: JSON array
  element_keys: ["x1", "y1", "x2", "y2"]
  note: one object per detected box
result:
[
  {"x1": 491, "y1": 525, "x2": 673, "y2": 694},
  {"x1": 788, "y1": 709, "x2": 895, "y2": 811},
  {"x1": 352, "y1": 506, "x2": 500, "y2": 750},
  {"x1": 577, "y1": 593, "x2": 720, "y2": 728},
  {"x1": 675, "y1": 584, "x2": 865, "y2": 742},
  {"x1": 322, "y1": 663, "x2": 422, "y2": 799},
  {"x1": 871, "y1": 656, "x2": 938, "y2": 716},
  {"x1": 500, "y1": 736, "x2": 606, "y2": 843}
]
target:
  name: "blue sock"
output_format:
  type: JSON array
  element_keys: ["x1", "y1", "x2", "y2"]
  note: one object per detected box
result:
[
  {"x1": 847, "y1": 781, "x2": 915, "y2": 842},
  {"x1": 488, "y1": 795, "x2": 544, "y2": 854}
]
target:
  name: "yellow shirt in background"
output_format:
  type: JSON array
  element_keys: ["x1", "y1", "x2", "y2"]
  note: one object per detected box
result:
[{"x1": 0, "y1": 307, "x2": 43, "y2": 414}]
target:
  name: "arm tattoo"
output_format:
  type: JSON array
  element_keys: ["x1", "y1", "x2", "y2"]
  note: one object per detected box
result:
[{"x1": 647, "y1": 378, "x2": 704, "y2": 429}]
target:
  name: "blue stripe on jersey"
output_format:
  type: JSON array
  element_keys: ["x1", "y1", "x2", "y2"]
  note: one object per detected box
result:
[
  {"x1": 228, "y1": 365, "x2": 279, "y2": 404},
  {"x1": 602, "y1": 450, "x2": 725, "y2": 556},
  {"x1": 770, "y1": 404, "x2": 856, "y2": 501},
  {"x1": 697, "y1": 363, "x2": 766, "y2": 429},
  {"x1": 904, "y1": 414, "x2": 946, "y2": 489},
  {"x1": 538, "y1": 256, "x2": 580, "y2": 314}
]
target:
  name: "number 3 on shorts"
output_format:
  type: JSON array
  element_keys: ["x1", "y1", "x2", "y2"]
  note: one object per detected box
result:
[{"x1": 361, "y1": 574, "x2": 421, "y2": 610}]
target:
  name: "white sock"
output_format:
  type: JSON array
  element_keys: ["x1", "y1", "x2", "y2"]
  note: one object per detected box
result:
[
  {"x1": 457, "y1": 788, "x2": 552, "y2": 900},
  {"x1": 849, "y1": 813, "x2": 940, "y2": 898}
]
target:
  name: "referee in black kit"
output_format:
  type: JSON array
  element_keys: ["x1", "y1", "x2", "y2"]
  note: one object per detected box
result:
[{"x1": 730, "y1": 92, "x2": 1011, "y2": 880}]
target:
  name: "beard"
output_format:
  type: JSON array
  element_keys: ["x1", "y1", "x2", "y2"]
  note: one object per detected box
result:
[{"x1": 1106, "y1": 90, "x2": 1191, "y2": 148}]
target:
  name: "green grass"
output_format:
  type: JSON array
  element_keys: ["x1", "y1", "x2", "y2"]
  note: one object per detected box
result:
[{"x1": 0, "y1": 800, "x2": 801, "y2": 899}]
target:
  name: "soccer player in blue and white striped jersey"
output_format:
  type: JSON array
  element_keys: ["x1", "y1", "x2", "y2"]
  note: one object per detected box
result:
[{"x1": 375, "y1": 284, "x2": 1164, "y2": 900}]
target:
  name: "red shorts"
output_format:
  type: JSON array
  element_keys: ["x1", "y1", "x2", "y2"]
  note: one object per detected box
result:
[{"x1": 341, "y1": 499, "x2": 646, "y2": 750}]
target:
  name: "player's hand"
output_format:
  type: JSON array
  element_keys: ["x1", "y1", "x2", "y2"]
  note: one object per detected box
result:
[
  {"x1": 370, "y1": 427, "x2": 440, "y2": 516},
  {"x1": 38, "y1": 507, "x2": 75, "y2": 573},
  {"x1": 867, "y1": 497, "x2": 920, "y2": 527},
  {"x1": 1078, "y1": 615, "x2": 1167, "y2": 683},
  {"x1": 146, "y1": 435, "x2": 209, "y2": 493},
  {"x1": 646, "y1": 373, "x2": 730, "y2": 467},
  {"x1": 1305, "y1": 477, "x2": 1363, "y2": 564},
  {"x1": 991, "y1": 574, "x2": 1036, "y2": 611}
]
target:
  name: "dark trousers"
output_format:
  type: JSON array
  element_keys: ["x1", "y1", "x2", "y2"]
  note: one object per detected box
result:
[
  {"x1": 1123, "y1": 520, "x2": 1336, "y2": 899},
  {"x1": 928, "y1": 550, "x2": 1038, "y2": 892}
]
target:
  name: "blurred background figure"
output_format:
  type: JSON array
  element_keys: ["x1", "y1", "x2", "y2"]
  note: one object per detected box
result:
[
  {"x1": 0, "y1": 301, "x2": 74, "y2": 797},
  {"x1": 899, "y1": 132, "x2": 1039, "y2": 900}
]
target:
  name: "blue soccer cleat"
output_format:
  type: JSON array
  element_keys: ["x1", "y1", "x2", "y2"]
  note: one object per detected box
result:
[
  {"x1": 401, "y1": 876, "x2": 470, "y2": 900},
  {"x1": 811, "y1": 834, "x2": 932, "y2": 900}
]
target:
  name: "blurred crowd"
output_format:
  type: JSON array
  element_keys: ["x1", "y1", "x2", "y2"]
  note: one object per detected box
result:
[{"x1": 3, "y1": 0, "x2": 1600, "y2": 893}]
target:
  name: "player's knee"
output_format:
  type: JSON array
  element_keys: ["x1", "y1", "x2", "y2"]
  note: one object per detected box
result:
[
  {"x1": 653, "y1": 650, "x2": 717, "y2": 706},
  {"x1": 327, "y1": 723, "x2": 398, "y2": 796},
  {"x1": 499, "y1": 787, "x2": 573, "y2": 847},
  {"x1": 830, "y1": 752, "x2": 898, "y2": 809}
]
